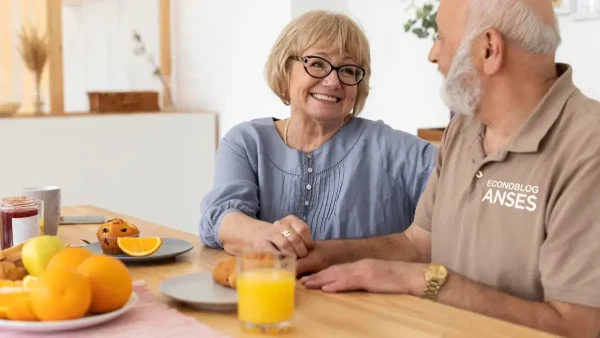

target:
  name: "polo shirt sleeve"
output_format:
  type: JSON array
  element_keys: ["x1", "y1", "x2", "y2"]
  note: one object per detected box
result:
[
  {"x1": 413, "y1": 159, "x2": 438, "y2": 231},
  {"x1": 540, "y1": 153, "x2": 600, "y2": 308},
  {"x1": 413, "y1": 124, "x2": 451, "y2": 232}
]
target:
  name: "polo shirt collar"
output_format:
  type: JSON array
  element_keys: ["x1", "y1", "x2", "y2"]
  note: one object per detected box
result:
[{"x1": 462, "y1": 63, "x2": 577, "y2": 154}]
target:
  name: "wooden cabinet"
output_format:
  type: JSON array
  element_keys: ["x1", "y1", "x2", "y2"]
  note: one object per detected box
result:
[{"x1": 417, "y1": 128, "x2": 445, "y2": 146}]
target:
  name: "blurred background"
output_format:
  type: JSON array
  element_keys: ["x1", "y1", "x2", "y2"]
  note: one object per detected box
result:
[{"x1": 0, "y1": 0, "x2": 598, "y2": 234}]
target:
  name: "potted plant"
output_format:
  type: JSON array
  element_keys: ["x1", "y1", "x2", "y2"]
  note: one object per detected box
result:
[
  {"x1": 17, "y1": 23, "x2": 48, "y2": 115},
  {"x1": 132, "y1": 31, "x2": 176, "y2": 110},
  {"x1": 403, "y1": 1, "x2": 456, "y2": 120},
  {"x1": 403, "y1": 1, "x2": 438, "y2": 40}
]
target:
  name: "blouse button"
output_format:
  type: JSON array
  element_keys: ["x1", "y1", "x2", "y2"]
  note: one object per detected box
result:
[
  {"x1": 307, "y1": 168, "x2": 313, "y2": 173},
  {"x1": 304, "y1": 200, "x2": 309, "y2": 206},
  {"x1": 302, "y1": 215, "x2": 307, "y2": 221},
  {"x1": 306, "y1": 184, "x2": 312, "y2": 190},
  {"x1": 307, "y1": 154, "x2": 312, "y2": 159}
]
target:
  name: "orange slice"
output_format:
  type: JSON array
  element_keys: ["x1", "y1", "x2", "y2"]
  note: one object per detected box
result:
[
  {"x1": 0, "y1": 287, "x2": 29, "y2": 310},
  {"x1": 6, "y1": 295, "x2": 37, "y2": 321},
  {"x1": 0, "y1": 280, "x2": 22, "y2": 288},
  {"x1": 117, "y1": 237, "x2": 162, "y2": 257},
  {"x1": 0, "y1": 306, "x2": 7, "y2": 319},
  {"x1": 22, "y1": 276, "x2": 38, "y2": 289}
]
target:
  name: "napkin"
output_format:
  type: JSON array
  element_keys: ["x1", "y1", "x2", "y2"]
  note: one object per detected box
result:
[{"x1": 0, "y1": 280, "x2": 228, "y2": 338}]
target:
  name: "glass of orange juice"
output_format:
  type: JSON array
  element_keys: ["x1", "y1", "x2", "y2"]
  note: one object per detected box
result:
[{"x1": 236, "y1": 252, "x2": 296, "y2": 334}]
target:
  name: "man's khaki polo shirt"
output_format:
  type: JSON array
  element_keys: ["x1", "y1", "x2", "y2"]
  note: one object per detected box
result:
[{"x1": 414, "y1": 64, "x2": 600, "y2": 307}]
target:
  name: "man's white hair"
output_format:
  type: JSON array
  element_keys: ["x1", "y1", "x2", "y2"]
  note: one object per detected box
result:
[
  {"x1": 466, "y1": 0, "x2": 562, "y2": 54},
  {"x1": 440, "y1": 0, "x2": 562, "y2": 116}
]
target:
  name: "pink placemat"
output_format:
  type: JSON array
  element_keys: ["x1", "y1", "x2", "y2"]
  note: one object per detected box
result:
[{"x1": 0, "y1": 281, "x2": 229, "y2": 338}]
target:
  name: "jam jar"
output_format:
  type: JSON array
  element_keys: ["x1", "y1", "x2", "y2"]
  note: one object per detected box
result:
[{"x1": 0, "y1": 196, "x2": 43, "y2": 250}]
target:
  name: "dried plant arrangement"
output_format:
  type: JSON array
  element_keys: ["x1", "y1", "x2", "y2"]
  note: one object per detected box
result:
[
  {"x1": 133, "y1": 30, "x2": 176, "y2": 110},
  {"x1": 17, "y1": 22, "x2": 49, "y2": 114}
]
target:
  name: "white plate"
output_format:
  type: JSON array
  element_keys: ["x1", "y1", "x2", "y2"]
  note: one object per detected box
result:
[
  {"x1": 159, "y1": 271, "x2": 237, "y2": 311},
  {"x1": 0, "y1": 292, "x2": 138, "y2": 333},
  {"x1": 85, "y1": 238, "x2": 194, "y2": 263}
]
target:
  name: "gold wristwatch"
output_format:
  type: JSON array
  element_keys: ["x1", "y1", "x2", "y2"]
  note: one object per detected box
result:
[{"x1": 422, "y1": 263, "x2": 448, "y2": 301}]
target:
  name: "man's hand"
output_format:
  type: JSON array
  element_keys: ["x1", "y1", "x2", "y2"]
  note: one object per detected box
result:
[
  {"x1": 301, "y1": 259, "x2": 426, "y2": 294},
  {"x1": 250, "y1": 215, "x2": 314, "y2": 258},
  {"x1": 295, "y1": 225, "x2": 431, "y2": 276},
  {"x1": 296, "y1": 242, "x2": 332, "y2": 276},
  {"x1": 303, "y1": 260, "x2": 600, "y2": 337}
]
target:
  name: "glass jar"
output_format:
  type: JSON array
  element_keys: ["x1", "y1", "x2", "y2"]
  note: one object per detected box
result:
[{"x1": 0, "y1": 196, "x2": 43, "y2": 250}]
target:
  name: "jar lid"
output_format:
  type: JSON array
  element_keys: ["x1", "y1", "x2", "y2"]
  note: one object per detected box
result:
[{"x1": 1, "y1": 196, "x2": 37, "y2": 210}]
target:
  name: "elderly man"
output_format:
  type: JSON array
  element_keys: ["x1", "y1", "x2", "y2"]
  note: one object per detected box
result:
[{"x1": 297, "y1": 0, "x2": 600, "y2": 336}]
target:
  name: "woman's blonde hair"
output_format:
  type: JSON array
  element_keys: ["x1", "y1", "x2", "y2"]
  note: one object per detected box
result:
[{"x1": 265, "y1": 10, "x2": 371, "y2": 116}]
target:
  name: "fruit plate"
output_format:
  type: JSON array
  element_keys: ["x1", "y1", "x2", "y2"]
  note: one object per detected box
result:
[
  {"x1": 0, "y1": 292, "x2": 138, "y2": 333},
  {"x1": 84, "y1": 238, "x2": 194, "y2": 263},
  {"x1": 160, "y1": 272, "x2": 237, "y2": 311}
]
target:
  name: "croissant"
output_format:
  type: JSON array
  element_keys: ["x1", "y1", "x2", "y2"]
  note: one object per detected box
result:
[
  {"x1": 0, "y1": 261, "x2": 26, "y2": 281},
  {"x1": 212, "y1": 256, "x2": 237, "y2": 289},
  {"x1": 212, "y1": 253, "x2": 278, "y2": 289},
  {"x1": 0, "y1": 242, "x2": 27, "y2": 281}
]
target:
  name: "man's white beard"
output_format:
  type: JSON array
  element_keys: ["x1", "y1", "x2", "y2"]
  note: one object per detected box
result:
[{"x1": 441, "y1": 37, "x2": 483, "y2": 116}]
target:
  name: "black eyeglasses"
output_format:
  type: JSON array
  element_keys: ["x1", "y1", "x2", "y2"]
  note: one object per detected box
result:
[{"x1": 295, "y1": 55, "x2": 365, "y2": 86}]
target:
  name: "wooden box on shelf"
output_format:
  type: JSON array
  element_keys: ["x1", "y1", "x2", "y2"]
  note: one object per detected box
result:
[{"x1": 87, "y1": 91, "x2": 160, "y2": 113}]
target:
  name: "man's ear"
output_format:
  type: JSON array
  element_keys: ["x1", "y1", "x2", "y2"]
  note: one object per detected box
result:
[
  {"x1": 477, "y1": 29, "x2": 504, "y2": 75},
  {"x1": 479, "y1": 29, "x2": 504, "y2": 76}
]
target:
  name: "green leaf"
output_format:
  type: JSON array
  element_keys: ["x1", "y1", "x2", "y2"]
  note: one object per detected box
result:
[
  {"x1": 417, "y1": 8, "x2": 424, "y2": 19},
  {"x1": 404, "y1": 1, "x2": 440, "y2": 39},
  {"x1": 412, "y1": 28, "x2": 424, "y2": 36}
]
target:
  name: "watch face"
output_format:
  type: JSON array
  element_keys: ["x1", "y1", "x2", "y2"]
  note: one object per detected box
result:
[{"x1": 426, "y1": 264, "x2": 447, "y2": 280}]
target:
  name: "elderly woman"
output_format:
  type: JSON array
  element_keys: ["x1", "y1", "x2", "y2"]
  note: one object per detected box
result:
[{"x1": 200, "y1": 10, "x2": 436, "y2": 257}]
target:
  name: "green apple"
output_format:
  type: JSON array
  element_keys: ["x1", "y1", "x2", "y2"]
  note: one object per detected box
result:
[{"x1": 21, "y1": 236, "x2": 66, "y2": 277}]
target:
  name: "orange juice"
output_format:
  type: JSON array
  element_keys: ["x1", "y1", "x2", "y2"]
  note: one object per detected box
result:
[{"x1": 237, "y1": 268, "x2": 296, "y2": 325}]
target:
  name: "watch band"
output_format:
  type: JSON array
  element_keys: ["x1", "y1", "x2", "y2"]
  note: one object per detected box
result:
[{"x1": 422, "y1": 278, "x2": 444, "y2": 301}]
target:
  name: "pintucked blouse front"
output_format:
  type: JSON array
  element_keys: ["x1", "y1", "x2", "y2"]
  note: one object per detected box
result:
[{"x1": 199, "y1": 117, "x2": 437, "y2": 249}]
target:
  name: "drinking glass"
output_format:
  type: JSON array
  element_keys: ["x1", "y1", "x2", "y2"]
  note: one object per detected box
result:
[
  {"x1": 20, "y1": 186, "x2": 61, "y2": 236},
  {"x1": 236, "y1": 252, "x2": 296, "y2": 334}
]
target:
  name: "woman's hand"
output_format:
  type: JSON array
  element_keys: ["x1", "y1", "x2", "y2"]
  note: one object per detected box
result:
[{"x1": 251, "y1": 215, "x2": 314, "y2": 258}]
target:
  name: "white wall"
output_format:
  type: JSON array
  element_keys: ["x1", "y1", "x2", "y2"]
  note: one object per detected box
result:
[
  {"x1": 554, "y1": 18, "x2": 600, "y2": 100},
  {"x1": 173, "y1": 0, "x2": 600, "y2": 137},
  {"x1": 347, "y1": 0, "x2": 600, "y2": 133},
  {"x1": 61, "y1": 0, "x2": 161, "y2": 112},
  {"x1": 172, "y1": 0, "x2": 292, "y2": 138},
  {"x1": 345, "y1": 0, "x2": 449, "y2": 134},
  {"x1": 0, "y1": 112, "x2": 216, "y2": 235},
  {"x1": 292, "y1": 0, "x2": 346, "y2": 17}
]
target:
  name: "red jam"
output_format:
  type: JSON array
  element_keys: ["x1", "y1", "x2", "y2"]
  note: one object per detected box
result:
[{"x1": 0, "y1": 197, "x2": 39, "y2": 250}]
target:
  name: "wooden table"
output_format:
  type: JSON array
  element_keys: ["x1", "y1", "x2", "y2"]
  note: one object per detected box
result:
[{"x1": 59, "y1": 206, "x2": 556, "y2": 338}]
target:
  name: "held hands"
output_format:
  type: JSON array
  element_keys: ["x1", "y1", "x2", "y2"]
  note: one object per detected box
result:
[
  {"x1": 251, "y1": 215, "x2": 315, "y2": 258},
  {"x1": 300, "y1": 259, "x2": 427, "y2": 295}
]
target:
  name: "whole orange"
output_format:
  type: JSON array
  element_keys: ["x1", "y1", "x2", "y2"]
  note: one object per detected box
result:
[
  {"x1": 46, "y1": 247, "x2": 94, "y2": 271},
  {"x1": 77, "y1": 255, "x2": 132, "y2": 313},
  {"x1": 30, "y1": 267, "x2": 92, "y2": 321}
]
